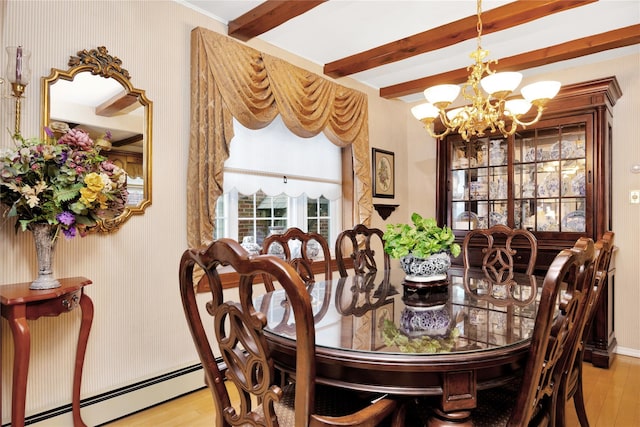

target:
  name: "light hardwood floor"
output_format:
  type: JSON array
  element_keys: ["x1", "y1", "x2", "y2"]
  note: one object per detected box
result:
[{"x1": 104, "y1": 355, "x2": 640, "y2": 426}]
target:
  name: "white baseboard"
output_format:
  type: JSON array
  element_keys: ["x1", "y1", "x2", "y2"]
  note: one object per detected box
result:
[
  {"x1": 616, "y1": 345, "x2": 640, "y2": 359},
  {"x1": 5, "y1": 365, "x2": 205, "y2": 427}
]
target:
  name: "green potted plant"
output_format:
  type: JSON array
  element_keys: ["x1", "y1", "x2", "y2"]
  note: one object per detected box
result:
[{"x1": 383, "y1": 213, "x2": 461, "y2": 281}]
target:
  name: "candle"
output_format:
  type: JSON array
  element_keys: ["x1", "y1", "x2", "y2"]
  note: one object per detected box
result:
[{"x1": 16, "y1": 46, "x2": 23, "y2": 83}]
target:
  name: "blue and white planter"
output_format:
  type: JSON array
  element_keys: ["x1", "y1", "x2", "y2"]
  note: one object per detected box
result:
[
  {"x1": 400, "y1": 252, "x2": 451, "y2": 282},
  {"x1": 400, "y1": 304, "x2": 451, "y2": 337}
]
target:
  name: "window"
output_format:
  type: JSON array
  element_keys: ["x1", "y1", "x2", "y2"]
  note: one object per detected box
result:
[
  {"x1": 215, "y1": 117, "x2": 342, "y2": 251},
  {"x1": 239, "y1": 191, "x2": 288, "y2": 244},
  {"x1": 307, "y1": 196, "x2": 331, "y2": 242}
]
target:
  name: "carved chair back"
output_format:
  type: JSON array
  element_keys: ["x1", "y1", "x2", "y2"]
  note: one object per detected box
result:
[
  {"x1": 556, "y1": 231, "x2": 614, "y2": 426},
  {"x1": 335, "y1": 224, "x2": 390, "y2": 278},
  {"x1": 463, "y1": 224, "x2": 538, "y2": 277},
  {"x1": 261, "y1": 227, "x2": 333, "y2": 328},
  {"x1": 468, "y1": 237, "x2": 596, "y2": 426},
  {"x1": 179, "y1": 238, "x2": 396, "y2": 426},
  {"x1": 502, "y1": 237, "x2": 596, "y2": 426},
  {"x1": 262, "y1": 227, "x2": 332, "y2": 285}
]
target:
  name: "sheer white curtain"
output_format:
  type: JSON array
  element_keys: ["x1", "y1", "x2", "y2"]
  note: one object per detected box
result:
[{"x1": 224, "y1": 116, "x2": 342, "y2": 200}]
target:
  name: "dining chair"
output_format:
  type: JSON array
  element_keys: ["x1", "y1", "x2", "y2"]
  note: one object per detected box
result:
[
  {"x1": 262, "y1": 227, "x2": 332, "y2": 285},
  {"x1": 556, "y1": 232, "x2": 615, "y2": 427},
  {"x1": 335, "y1": 224, "x2": 390, "y2": 277},
  {"x1": 261, "y1": 227, "x2": 333, "y2": 335},
  {"x1": 179, "y1": 238, "x2": 397, "y2": 427},
  {"x1": 462, "y1": 224, "x2": 538, "y2": 276},
  {"x1": 456, "y1": 237, "x2": 597, "y2": 426}
]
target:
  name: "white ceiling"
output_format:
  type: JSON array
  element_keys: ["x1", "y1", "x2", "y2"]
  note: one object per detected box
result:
[
  {"x1": 178, "y1": 0, "x2": 640, "y2": 103},
  {"x1": 49, "y1": 73, "x2": 144, "y2": 149}
]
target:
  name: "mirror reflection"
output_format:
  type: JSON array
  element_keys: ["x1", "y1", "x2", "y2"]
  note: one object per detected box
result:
[{"x1": 42, "y1": 46, "x2": 152, "y2": 232}]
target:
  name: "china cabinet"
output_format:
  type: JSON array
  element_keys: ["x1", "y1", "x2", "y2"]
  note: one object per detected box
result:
[{"x1": 435, "y1": 76, "x2": 621, "y2": 367}]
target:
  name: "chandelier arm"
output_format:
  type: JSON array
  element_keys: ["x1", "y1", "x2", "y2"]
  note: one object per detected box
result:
[
  {"x1": 511, "y1": 106, "x2": 544, "y2": 127},
  {"x1": 497, "y1": 119, "x2": 519, "y2": 138},
  {"x1": 438, "y1": 109, "x2": 456, "y2": 129},
  {"x1": 426, "y1": 125, "x2": 452, "y2": 140}
]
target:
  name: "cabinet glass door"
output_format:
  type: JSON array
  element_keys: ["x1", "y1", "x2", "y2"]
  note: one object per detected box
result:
[
  {"x1": 450, "y1": 137, "x2": 508, "y2": 231},
  {"x1": 514, "y1": 123, "x2": 586, "y2": 233}
]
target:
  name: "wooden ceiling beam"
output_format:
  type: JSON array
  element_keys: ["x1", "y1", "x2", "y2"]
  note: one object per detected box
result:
[
  {"x1": 112, "y1": 134, "x2": 143, "y2": 148},
  {"x1": 324, "y1": 0, "x2": 596, "y2": 78},
  {"x1": 228, "y1": 0, "x2": 327, "y2": 41},
  {"x1": 96, "y1": 92, "x2": 139, "y2": 117},
  {"x1": 380, "y1": 24, "x2": 640, "y2": 99}
]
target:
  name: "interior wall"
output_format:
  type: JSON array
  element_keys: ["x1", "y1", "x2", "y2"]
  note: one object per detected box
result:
[
  {"x1": 0, "y1": 0, "x2": 407, "y2": 422},
  {"x1": 0, "y1": 0, "x2": 216, "y2": 420},
  {"x1": 1, "y1": 0, "x2": 638, "y2": 423}
]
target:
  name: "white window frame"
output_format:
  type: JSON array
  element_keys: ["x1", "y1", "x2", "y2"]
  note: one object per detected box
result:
[{"x1": 215, "y1": 190, "x2": 341, "y2": 254}]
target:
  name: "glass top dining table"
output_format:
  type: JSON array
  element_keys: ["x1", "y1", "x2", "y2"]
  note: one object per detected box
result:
[{"x1": 255, "y1": 266, "x2": 541, "y2": 422}]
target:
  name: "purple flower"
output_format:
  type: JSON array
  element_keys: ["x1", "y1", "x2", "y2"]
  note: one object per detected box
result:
[
  {"x1": 44, "y1": 127, "x2": 54, "y2": 138},
  {"x1": 62, "y1": 226, "x2": 77, "y2": 239},
  {"x1": 57, "y1": 151, "x2": 68, "y2": 164},
  {"x1": 56, "y1": 211, "x2": 76, "y2": 226}
]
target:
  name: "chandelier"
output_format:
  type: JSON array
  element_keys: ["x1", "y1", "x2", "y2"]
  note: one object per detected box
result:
[{"x1": 411, "y1": 0, "x2": 561, "y2": 141}]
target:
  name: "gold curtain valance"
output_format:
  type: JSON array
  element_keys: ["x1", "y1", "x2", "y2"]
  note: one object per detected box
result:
[{"x1": 187, "y1": 26, "x2": 372, "y2": 248}]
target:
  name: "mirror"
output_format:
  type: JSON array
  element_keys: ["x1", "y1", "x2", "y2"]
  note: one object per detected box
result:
[{"x1": 42, "y1": 46, "x2": 152, "y2": 232}]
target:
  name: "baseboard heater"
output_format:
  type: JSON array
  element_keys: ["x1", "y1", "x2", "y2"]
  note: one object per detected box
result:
[{"x1": 2, "y1": 364, "x2": 207, "y2": 427}]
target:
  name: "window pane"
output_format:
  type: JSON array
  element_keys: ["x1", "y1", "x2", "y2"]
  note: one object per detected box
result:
[
  {"x1": 256, "y1": 190, "x2": 270, "y2": 218},
  {"x1": 256, "y1": 220, "x2": 271, "y2": 244},
  {"x1": 238, "y1": 194, "x2": 254, "y2": 218},
  {"x1": 273, "y1": 194, "x2": 288, "y2": 218},
  {"x1": 319, "y1": 197, "x2": 329, "y2": 216},
  {"x1": 308, "y1": 200, "x2": 318, "y2": 216},
  {"x1": 318, "y1": 219, "x2": 329, "y2": 241},
  {"x1": 214, "y1": 197, "x2": 225, "y2": 240},
  {"x1": 238, "y1": 219, "x2": 254, "y2": 243}
]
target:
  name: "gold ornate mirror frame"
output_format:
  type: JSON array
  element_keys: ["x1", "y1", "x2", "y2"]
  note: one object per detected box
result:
[{"x1": 41, "y1": 46, "x2": 152, "y2": 232}]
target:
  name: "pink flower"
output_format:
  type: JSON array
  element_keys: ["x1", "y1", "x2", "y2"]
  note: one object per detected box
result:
[
  {"x1": 100, "y1": 161, "x2": 116, "y2": 172},
  {"x1": 57, "y1": 129, "x2": 94, "y2": 151}
]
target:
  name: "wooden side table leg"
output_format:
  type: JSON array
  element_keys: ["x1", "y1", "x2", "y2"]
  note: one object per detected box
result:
[
  {"x1": 72, "y1": 293, "x2": 93, "y2": 427},
  {"x1": 7, "y1": 307, "x2": 30, "y2": 427}
]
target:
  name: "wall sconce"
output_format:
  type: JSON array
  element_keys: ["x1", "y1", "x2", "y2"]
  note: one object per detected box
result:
[
  {"x1": 631, "y1": 163, "x2": 640, "y2": 174},
  {"x1": 5, "y1": 46, "x2": 31, "y2": 137}
]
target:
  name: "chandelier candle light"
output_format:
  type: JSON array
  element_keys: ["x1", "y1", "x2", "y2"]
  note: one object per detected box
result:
[{"x1": 411, "y1": 0, "x2": 561, "y2": 141}]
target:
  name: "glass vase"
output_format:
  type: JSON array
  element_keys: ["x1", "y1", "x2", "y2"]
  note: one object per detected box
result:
[{"x1": 29, "y1": 223, "x2": 61, "y2": 290}]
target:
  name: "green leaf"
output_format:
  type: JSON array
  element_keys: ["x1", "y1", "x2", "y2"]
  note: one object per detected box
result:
[
  {"x1": 381, "y1": 319, "x2": 459, "y2": 354},
  {"x1": 53, "y1": 182, "x2": 82, "y2": 203},
  {"x1": 383, "y1": 213, "x2": 461, "y2": 259}
]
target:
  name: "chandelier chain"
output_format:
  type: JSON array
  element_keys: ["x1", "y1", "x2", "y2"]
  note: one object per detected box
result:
[{"x1": 476, "y1": 0, "x2": 482, "y2": 51}]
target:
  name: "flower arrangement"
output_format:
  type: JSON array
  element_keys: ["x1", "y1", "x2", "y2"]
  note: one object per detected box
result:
[
  {"x1": 0, "y1": 126, "x2": 128, "y2": 239},
  {"x1": 383, "y1": 212, "x2": 461, "y2": 259}
]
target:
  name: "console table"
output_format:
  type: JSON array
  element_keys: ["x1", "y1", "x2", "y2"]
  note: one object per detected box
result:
[{"x1": 0, "y1": 277, "x2": 93, "y2": 427}]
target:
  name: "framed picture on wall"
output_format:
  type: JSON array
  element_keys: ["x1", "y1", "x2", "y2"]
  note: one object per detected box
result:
[{"x1": 372, "y1": 148, "x2": 395, "y2": 198}]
